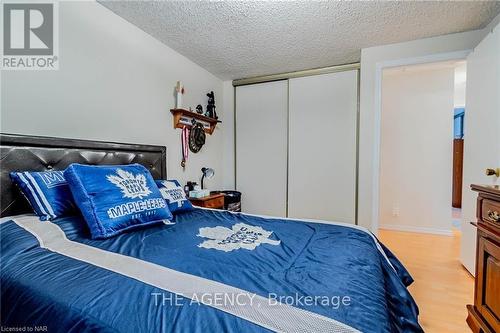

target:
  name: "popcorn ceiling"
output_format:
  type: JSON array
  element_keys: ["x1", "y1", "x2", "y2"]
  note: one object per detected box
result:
[{"x1": 99, "y1": 1, "x2": 500, "y2": 80}]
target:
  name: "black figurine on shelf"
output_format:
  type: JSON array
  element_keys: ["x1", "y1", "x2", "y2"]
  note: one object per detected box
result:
[
  {"x1": 196, "y1": 104, "x2": 203, "y2": 114},
  {"x1": 205, "y1": 91, "x2": 217, "y2": 119}
]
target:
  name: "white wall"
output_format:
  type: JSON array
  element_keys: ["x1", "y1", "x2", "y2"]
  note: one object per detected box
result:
[
  {"x1": 0, "y1": 2, "x2": 226, "y2": 189},
  {"x1": 379, "y1": 66, "x2": 454, "y2": 235},
  {"x1": 359, "y1": 29, "x2": 486, "y2": 231},
  {"x1": 454, "y1": 63, "x2": 467, "y2": 108}
]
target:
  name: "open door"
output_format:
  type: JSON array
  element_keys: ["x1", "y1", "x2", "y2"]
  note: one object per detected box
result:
[{"x1": 460, "y1": 24, "x2": 500, "y2": 274}]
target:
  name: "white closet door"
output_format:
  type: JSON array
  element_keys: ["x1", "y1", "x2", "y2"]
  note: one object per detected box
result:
[
  {"x1": 236, "y1": 80, "x2": 288, "y2": 216},
  {"x1": 288, "y1": 71, "x2": 358, "y2": 223}
]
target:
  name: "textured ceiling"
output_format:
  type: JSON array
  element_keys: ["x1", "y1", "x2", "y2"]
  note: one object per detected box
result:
[{"x1": 99, "y1": 1, "x2": 500, "y2": 80}]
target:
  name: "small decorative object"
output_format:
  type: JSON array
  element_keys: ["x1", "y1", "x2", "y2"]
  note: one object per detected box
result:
[
  {"x1": 196, "y1": 104, "x2": 203, "y2": 114},
  {"x1": 189, "y1": 122, "x2": 206, "y2": 153},
  {"x1": 175, "y1": 81, "x2": 185, "y2": 109},
  {"x1": 200, "y1": 167, "x2": 215, "y2": 189},
  {"x1": 186, "y1": 181, "x2": 198, "y2": 193},
  {"x1": 205, "y1": 91, "x2": 217, "y2": 119},
  {"x1": 181, "y1": 126, "x2": 189, "y2": 168},
  {"x1": 170, "y1": 109, "x2": 220, "y2": 135}
]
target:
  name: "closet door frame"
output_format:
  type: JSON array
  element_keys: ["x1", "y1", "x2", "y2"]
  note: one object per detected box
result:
[{"x1": 233, "y1": 64, "x2": 360, "y2": 224}]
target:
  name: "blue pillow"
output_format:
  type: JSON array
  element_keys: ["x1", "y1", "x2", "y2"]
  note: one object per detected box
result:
[
  {"x1": 10, "y1": 170, "x2": 76, "y2": 221},
  {"x1": 155, "y1": 180, "x2": 194, "y2": 214},
  {"x1": 64, "y1": 164, "x2": 173, "y2": 239}
]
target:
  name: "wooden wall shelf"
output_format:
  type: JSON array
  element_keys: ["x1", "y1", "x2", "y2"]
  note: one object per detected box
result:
[{"x1": 170, "y1": 109, "x2": 221, "y2": 135}]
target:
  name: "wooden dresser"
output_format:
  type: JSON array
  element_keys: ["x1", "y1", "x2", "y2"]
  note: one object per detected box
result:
[
  {"x1": 188, "y1": 193, "x2": 225, "y2": 209},
  {"x1": 467, "y1": 184, "x2": 500, "y2": 333}
]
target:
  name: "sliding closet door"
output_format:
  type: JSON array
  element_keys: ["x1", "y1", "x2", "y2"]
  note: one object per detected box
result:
[
  {"x1": 288, "y1": 70, "x2": 358, "y2": 223},
  {"x1": 236, "y1": 80, "x2": 288, "y2": 216}
]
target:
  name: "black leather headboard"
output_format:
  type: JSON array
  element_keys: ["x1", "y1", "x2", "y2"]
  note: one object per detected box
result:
[{"x1": 0, "y1": 133, "x2": 167, "y2": 217}]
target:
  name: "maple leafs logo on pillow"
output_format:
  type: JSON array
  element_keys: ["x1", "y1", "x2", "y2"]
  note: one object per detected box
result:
[{"x1": 106, "y1": 168, "x2": 152, "y2": 199}]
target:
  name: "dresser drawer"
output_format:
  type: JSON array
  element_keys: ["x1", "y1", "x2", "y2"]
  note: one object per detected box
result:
[
  {"x1": 481, "y1": 199, "x2": 500, "y2": 226},
  {"x1": 190, "y1": 194, "x2": 225, "y2": 209},
  {"x1": 203, "y1": 196, "x2": 224, "y2": 209}
]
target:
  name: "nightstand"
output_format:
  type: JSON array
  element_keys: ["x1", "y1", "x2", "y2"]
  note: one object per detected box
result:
[{"x1": 189, "y1": 193, "x2": 225, "y2": 209}]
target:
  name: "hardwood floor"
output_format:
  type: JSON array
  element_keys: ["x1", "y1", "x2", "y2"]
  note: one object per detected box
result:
[{"x1": 378, "y1": 229, "x2": 474, "y2": 333}]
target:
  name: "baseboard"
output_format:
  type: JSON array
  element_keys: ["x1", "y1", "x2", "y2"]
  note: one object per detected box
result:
[{"x1": 379, "y1": 224, "x2": 453, "y2": 236}]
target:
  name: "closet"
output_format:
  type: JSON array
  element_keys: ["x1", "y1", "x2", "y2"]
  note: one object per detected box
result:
[
  {"x1": 235, "y1": 68, "x2": 359, "y2": 224},
  {"x1": 235, "y1": 81, "x2": 288, "y2": 217}
]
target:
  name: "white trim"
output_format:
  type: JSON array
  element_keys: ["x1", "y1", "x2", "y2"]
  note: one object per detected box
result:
[
  {"x1": 11, "y1": 215, "x2": 360, "y2": 333},
  {"x1": 371, "y1": 49, "x2": 471, "y2": 232},
  {"x1": 379, "y1": 224, "x2": 453, "y2": 236},
  {"x1": 0, "y1": 213, "x2": 35, "y2": 224}
]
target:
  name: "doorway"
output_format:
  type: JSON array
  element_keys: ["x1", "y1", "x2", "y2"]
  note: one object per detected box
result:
[
  {"x1": 378, "y1": 60, "x2": 466, "y2": 235},
  {"x1": 377, "y1": 60, "x2": 473, "y2": 332},
  {"x1": 452, "y1": 62, "x2": 466, "y2": 230}
]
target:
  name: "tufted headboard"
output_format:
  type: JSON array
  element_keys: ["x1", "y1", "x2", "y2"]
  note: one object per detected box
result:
[{"x1": 0, "y1": 133, "x2": 167, "y2": 218}]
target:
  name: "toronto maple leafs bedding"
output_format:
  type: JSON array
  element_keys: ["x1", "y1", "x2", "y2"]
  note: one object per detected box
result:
[
  {"x1": 155, "y1": 179, "x2": 194, "y2": 214},
  {"x1": 64, "y1": 164, "x2": 173, "y2": 239},
  {"x1": 10, "y1": 170, "x2": 76, "y2": 220},
  {"x1": 1, "y1": 208, "x2": 422, "y2": 333}
]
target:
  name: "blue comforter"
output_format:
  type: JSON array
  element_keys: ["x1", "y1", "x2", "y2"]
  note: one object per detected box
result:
[{"x1": 1, "y1": 209, "x2": 422, "y2": 332}]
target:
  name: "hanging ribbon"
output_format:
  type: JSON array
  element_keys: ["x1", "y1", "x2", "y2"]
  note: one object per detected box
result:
[{"x1": 181, "y1": 126, "x2": 189, "y2": 168}]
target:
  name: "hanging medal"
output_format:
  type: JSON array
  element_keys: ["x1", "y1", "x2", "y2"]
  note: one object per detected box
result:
[{"x1": 181, "y1": 126, "x2": 189, "y2": 168}]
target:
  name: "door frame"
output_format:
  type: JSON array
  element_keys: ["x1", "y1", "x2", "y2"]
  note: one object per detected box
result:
[{"x1": 371, "y1": 49, "x2": 471, "y2": 232}]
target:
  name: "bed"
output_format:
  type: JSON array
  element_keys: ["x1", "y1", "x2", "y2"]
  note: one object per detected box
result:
[{"x1": 0, "y1": 134, "x2": 422, "y2": 333}]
